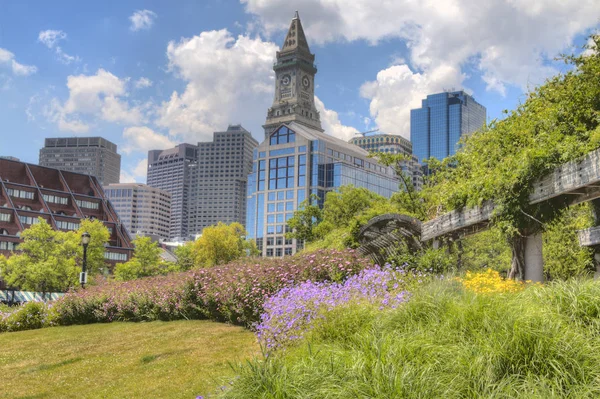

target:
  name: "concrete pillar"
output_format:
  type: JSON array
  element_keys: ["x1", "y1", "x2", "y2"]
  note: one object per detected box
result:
[
  {"x1": 524, "y1": 233, "x2": 544, "y2": 282},
  {"x1": 594, "y1": 252, "x2": 600, "y2": 279}
]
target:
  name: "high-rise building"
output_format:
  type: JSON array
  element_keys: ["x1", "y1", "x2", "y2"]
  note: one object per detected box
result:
[
  {"x1": 190, "y1": 125, "x2": 258, "y2": 234},
  {"x1": 147, "y1": 144, "x2": 198, "y2": 241},
  {"x1": 0, "y1": 158, "x2": 133, "y2": 265},
  {"x1": 147, "y1": 126, "x2": 258, "y2": 241},
  {"x1": 39, "y1": 137, "x2": 121, "y2": 185},
  {"x1": 246, "y1": 13, "x2": 400, "y2": 257},
  {"x1": 104, "y1": 183, "x2": 171, "y2": 240},
  {"x1": 410, "y1": 91, "x2": 486, "y2": 163},
  {"x1": 349, "y1": 134, "x2": 423, "y2": 191}
]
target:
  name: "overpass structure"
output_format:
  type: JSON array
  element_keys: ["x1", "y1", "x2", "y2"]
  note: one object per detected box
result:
[{"x1": 359, "y1": 147, "x2": 600, "y2": 281}]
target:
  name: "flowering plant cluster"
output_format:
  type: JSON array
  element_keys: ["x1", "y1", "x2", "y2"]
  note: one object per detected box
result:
[
  {"x1": 51, "y1": 249, "x2": 371, "y2": 328},
  {"x1": 459, "y1": 269, "x2": 528, "y2": 294},
  {"x1": 0, "y1": 302, "x2": 56, "y2": 332},
  {"x1": 256, "y1": 265, "x2": 427, "y2": 352}
]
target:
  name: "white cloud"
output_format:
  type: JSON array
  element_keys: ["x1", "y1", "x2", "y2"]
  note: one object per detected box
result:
[
  {"x1": 0, "y1": 47, "x2": 37, "y2": 76},
  {"x1": 122, "y1": 126, "x2": 175, "y2": 154},
  {"x1": 156, "y1": 29, "x2": 278, "y2": 142},
  {"x1": 134, "y1": 77, "x2": 153, "y2": 88},
  {"x1": 38, "y1": 30, "x2": 80, "y2": 65},
  {"x1": 120, "y1": 159, "x2": 148, "y2": 183},
  {"x1": 360, "y1": 64, "x2": 464, "y2": 139},
  {"x1": 38, "y1": 30, "x2": 66, "y2": 48},
  {"x1": 314, "y1": 96, "x2": 358, "y2": 141},
  {"x1": 129, "y1": 10, "x2": 157, "y2": 32},
  {"x1": 244, "y1": 0, "x2": 600, "y2": 133},
  {"x1": 45, "y1": 69, "x2": 143, "y2": 132}
]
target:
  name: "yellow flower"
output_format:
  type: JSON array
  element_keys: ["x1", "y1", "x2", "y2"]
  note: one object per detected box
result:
[{"x1": 459, "y1": 269, "x2": 527, "y2": 294}]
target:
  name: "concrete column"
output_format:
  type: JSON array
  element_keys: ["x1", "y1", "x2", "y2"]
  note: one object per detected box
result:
[
  {"x1": 524, "y1": 233, "x2": 544, "y2": 282},
  {"x1": 594, "y1": 252, "x2": 600, "y2": 280}
]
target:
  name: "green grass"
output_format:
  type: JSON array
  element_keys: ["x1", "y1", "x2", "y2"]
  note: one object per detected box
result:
[
  {"x1": 0, "y1": 320, "x2": 258, "y2": 399},
  {"x1": 220, "y1": 279, "x2": 600, "y2": 398}
]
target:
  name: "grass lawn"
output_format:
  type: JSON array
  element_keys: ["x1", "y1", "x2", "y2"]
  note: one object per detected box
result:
[{"x1": 0, "y1": 320, "x2": 258, "y2": 399}]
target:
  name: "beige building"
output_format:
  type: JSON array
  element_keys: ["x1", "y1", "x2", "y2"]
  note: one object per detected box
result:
[{"x1": 104, "y1": 183, "x2": 171, "y2": 240}]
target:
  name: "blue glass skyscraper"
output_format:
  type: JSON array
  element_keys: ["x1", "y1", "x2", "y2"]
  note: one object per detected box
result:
[{"x1": 410, "y1": 91, "x2": 486, "y2": 163}]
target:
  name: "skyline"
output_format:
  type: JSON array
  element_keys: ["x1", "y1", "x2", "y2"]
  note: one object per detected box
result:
[{"x1": 0, "y1": 0, "x2": 598, "y2": 183}]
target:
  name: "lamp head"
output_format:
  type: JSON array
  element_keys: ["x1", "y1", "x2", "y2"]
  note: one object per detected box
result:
[{"x1": 81, "y1": 232, "x2": 91, "y2": 246}]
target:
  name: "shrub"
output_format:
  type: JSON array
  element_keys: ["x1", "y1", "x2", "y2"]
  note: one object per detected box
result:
[
  {"x1": 52, "y1": 249, "x2": 372, "y2": 328},
  {"x1": 0, "y1": 302, "x2": 54, "y2": 333}
]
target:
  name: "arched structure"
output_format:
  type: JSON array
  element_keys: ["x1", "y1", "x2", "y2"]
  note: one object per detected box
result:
[{"x1": 357, "y1": 213, "x2": 422, "y2": 266}]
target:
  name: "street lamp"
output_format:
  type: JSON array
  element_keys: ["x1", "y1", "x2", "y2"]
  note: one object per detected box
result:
[{"x1": 80, "y1": 232, "x2": 91, "y2": 288}]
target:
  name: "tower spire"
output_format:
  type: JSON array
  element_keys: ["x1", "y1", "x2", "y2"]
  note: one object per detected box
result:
[{"x1": 280, "y1": 11, "x2": 311, "y2": 55}]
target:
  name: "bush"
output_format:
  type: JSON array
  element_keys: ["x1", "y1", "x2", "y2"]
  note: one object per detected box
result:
[
  {"x1": 0, "y1": 302, "x2": 55, "y2": 333},
  {"x1": 219, "y1": 279, "x2": 600, "y2": 398},
  {"x1": 52, "y1": 249, "x2": 372, "y2": 328}
]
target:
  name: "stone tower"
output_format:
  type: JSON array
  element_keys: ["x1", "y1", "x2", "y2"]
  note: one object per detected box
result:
[{"x1": 263, "y1": 11, "x2": 322, "y2": 138}]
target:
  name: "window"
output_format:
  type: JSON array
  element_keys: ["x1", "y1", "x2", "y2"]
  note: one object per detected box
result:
[
  {"x1": 269, "y1": 126, "x2": 296, "y2": 145},
  {"x1": 19, "y1": 216, "x2": 41, "y2": 225},
  {"x1": 298, "y1": 154, "x2": 307, "y2": 186},
  {"x1": 76, "y1": 199, "x2": 100, "y2": 210},
  {"x1": 0, "y1": 213, "x2": 11, "y2": 222},
  {"x1": 104, "y1": 252, "x2": 128, "y2": 261},
  {"x1": 269, "y1": 156, "x2": 295, "y2": 190},
  {"x1": 7, "y1": 188, "x2": 34, "y2": 199},
  {"x1": 43, "y1": 194, "x2": 69, "y2": 205},
  {"x1": 56, "y1": 220, "x2": 80, "y2": 230},
  {"x1": 257, "y1": 160, "x2": 266, "y2": 191},
  {"x1": 0, "y1": 241, "x2": 17, "y2": 250}
]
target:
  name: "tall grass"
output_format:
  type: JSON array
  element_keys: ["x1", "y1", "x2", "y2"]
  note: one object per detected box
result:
[{"x1": 219, "y1": 279, "x2": 600, "y2": 398}]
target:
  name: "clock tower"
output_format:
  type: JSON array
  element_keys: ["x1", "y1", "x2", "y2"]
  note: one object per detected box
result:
[{"x1": 264, "y1": 11, "x2": 322, "y2": 138}]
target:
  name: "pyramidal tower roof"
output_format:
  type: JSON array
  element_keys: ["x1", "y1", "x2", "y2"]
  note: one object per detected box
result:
[{"x1": 280, "y1": 11, "x2": 311, "y2": 55}]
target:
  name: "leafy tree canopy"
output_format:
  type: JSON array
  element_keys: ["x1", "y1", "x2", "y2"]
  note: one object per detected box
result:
[{"x1": 193, "y1": 222, "x2": 257, "y2": 267}]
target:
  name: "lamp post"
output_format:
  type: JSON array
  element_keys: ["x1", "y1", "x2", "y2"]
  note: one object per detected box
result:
[{"x1": 80, "y1": 232, "x2": 91, "y2": 288}]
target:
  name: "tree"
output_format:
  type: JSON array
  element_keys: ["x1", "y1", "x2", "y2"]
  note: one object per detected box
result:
[
  {"x1": 114, "y1": 236, "x2": 163, "y2": 280},
  {"x1": 286, "y1": 195, "x2": 323, "y2": 243},
  {"x1": 75, "y1": 219, "x2": 111, "y2": 275},
  {"x1": 174, "y1": 242, "x2": 195, "y2": 271},
  {"x1": 0, "y1": 219, "x2": 79, "y2": 292},
  {"x1": 193, "y1": 222, "x2": 255, "y2": 267}
]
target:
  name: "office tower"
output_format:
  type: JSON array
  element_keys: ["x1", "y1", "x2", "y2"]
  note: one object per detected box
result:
[
  {"x1": 246, "y1": 13, "x2": 399, "y2": 257},
  {"x1": 191, "y1": 125, "x2": 258, "y2": 234},
  {"x1": 147, "y1": 144, "x2": 198, "y2": 242},
  {"x1": 349, "y1": 134, "x2": 423, "y2": 191},
  {"x1": 410, "y1": 91, "x2": 486, "y2": 162},
  {"x1": 104, "y1": 183, "x2": 171, "y2": 240},
  {"x1": 39, "y1": 137, "x2": 121, "y2": 185},
  {"x1": 0, "y1": 158, "x2": 133, "y2": 263}
]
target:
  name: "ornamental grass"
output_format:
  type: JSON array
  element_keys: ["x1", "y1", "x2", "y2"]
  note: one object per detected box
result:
[{"x1": 218, "y1": 278, "x2": 600, "y2": 398}]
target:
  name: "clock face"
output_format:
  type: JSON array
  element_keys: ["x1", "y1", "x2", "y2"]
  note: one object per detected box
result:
[
  {"x1": 281, "y1": 74, "x2": 291, "y2": 86},
  {"x1": 302, "y1": 75, "x2": 310, "y2": 89}
]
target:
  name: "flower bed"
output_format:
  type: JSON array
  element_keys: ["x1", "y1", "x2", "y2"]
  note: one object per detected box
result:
[{"x1": 52, "y1": 249, "x2": 372, "y2": 328}]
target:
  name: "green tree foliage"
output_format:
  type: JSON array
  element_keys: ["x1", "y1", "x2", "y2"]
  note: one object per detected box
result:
[
  {"x1": 114, "y1": 236, "x2": 165, "y2": 281},
  {"x1": 75, "y1": 219, "x2": 111, "y2": 275},
  {"x1": 286, "y1": 195, "x2": 323, "y2": 243},
  {"x1": 193, "y1": 222, "x2": 256, "y2": 267},
  {"x1": 174, "y1": 242, "x2": 195, "y2": 271},
  {"x1": 425, "y1": 36, "x2": 600, "y2": 278},
  {"x1": 0, "y1": 219, "x2": 79, "y2": 292}
]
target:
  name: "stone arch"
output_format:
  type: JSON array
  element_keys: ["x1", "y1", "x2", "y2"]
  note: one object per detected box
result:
[{"x1": 357, "y1": 213, "x2": 422, "y2": 266}]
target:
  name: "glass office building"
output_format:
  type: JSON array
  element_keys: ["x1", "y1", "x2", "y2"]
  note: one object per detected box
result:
[
  {"x1": 246, "y1": 122, "x2": 399, "y2": 257},
  {"x1": 410, "y1": 91, "x2": 486, "y2": 163}
]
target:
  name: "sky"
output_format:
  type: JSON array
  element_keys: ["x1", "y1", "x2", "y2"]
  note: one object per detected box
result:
[{"x1": 0, "y1": 0, "x2": 598, "y2": 183}]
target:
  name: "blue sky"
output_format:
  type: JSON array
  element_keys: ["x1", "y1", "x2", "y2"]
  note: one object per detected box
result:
[{"x1": 0, "y1": 0, "x2": 598, "y2": 182}]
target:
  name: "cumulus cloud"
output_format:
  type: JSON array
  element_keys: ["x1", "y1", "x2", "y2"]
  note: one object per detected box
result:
[
  {"x1": 156, "y1": 29, "x2": 278, "y2": 142},
  {"x1": 122, "y1": 126, "x2": 175, "y2": 154},
  {"x1": 134, "y1": 77, "x2": 153, "y2": 88},
  {"x1": 360, "y1": 64, "x2": 464, "y2": 139},
  {"x1": 38, "y1": 30, "x2": 80, "y2": 65},
  {"x1": 314, "y1": 96, "x2": 358, "y2": 141},
  {"x1": 0, "y1": 47, "x2": 37, "y2": 76},
  {"x1": 120, "y1": 159, "x2": 148, "y2": 183},
  {"x1": 129, "y1": 10, "x2": 157, "y2": 31},
  {"x1": 243, "y1": 0, "x2": 600, "y2": 134},
  {"x1": 45, "y1": 69, "x2": 143, "y2": 132}
]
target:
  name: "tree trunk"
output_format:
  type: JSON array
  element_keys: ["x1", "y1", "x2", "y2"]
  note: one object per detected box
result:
[{"x1": 508, "y1": 234, "x2": 526, "y2": 280}]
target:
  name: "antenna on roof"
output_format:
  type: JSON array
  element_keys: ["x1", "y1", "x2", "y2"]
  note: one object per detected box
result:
[{"x1": 355, "y1": 128, "x2": 379, "y2": 137}]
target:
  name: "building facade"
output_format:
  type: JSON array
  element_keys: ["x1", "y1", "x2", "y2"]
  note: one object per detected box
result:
[
  {"x1": 39, "y1": 137, "x2": 121, "y2": 185},
  {"x1": 190, "y1": 125, "x2": 258, "y2": 234},
  {"x1": 410, "y1": 91, "x2": 487, "y2": 163},
  {"x1": 147, "y1": 144, "x2": 198, "y2": 241},
  {"x1": 349, "y1": 134, "x2": 424, "y2": 191},
  {"x1": 246, "y1": 13, "x2": 399, "y2": 257},
  {"x1": 0, "y1": 158, "x2": 133, "y2": 263},
  {"x1": 104, "y1": 183, "x2": 171, "y2": 240}
]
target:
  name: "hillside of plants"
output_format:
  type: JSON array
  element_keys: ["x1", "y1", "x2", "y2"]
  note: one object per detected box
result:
[{"x1": 1, "y1": 37, "x2": 600, "y2": 398}]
